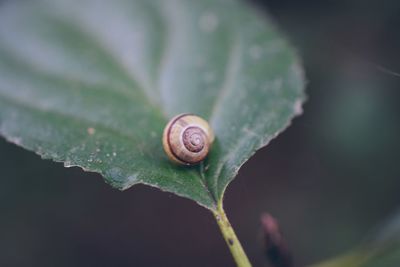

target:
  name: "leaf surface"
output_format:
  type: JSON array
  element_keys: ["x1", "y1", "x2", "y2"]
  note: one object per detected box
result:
[{"x1": 0, "y1": 0, "x2": 305, "y2": 209}]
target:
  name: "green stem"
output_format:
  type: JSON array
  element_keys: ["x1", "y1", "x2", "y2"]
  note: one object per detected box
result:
[{"x1": 213, "y1": 201, "x2": 252, "y2": 267}]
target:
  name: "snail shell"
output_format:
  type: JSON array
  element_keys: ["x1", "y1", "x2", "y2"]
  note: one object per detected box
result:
[{"x1": 162, "y1": 114, "x2": 215, "y2": 165}]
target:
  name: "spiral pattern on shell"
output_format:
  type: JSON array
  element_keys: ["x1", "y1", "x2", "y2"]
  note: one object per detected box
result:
[{"x1": 162, "y1": 114, "x2": 214, "y2": 165}]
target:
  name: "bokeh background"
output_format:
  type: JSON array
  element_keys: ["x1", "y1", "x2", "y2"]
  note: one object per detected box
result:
[{"x1": 1, "y1": 0, "x2": 400, "y2": 266}]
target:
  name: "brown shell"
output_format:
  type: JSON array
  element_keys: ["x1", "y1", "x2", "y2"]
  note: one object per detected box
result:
[{"x1": 162, "y1": 114, "x2": 214, "y2": 165}]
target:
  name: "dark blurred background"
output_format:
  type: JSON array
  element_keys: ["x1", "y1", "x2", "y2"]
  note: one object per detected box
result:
[{"x1": 1, "y1": 0, "x2": 400, "y2": 266}]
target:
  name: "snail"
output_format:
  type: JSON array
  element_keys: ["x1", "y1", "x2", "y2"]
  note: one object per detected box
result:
[{"x1": 162, "y1": 114, "x2": 215, "y2": 165}]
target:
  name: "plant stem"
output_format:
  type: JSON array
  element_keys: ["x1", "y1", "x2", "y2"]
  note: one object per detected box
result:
[{"x1": 213, "y1": 201, "x2": 252, "y2": 267}]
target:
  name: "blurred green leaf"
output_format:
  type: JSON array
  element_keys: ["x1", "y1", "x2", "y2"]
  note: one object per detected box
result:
[
  {"x1": 0, "y1": 0, "x2": 305, "y2": 210},
  {"x1": 311, "y1": 211, "x2": 400, "y2": 267}
]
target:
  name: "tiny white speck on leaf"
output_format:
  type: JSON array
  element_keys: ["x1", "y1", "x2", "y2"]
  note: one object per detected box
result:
[
  {"x1": 9, "y1": 136, "x2": 22, "y2": 145},
  {"x1": 64, "y1": 161, "x2": 72, "y2": 168},
  {"x1": 294, "y1": 99, "x2": 303, "y2": 115}
]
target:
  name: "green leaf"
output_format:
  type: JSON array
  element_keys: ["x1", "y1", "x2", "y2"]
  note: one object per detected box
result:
[
  {"x1": 310, "y1": 211, "x2": 400, "y2": 267},
  {"x1": 0, "y1": 0, "x2": 305, "y2": 210},
  {"x1": 359, "y1": 211, "x2": 400, "y2": 267}
]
